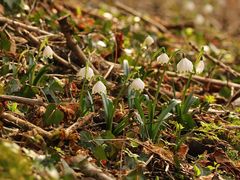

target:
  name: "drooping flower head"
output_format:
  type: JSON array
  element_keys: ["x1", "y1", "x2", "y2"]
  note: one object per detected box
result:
[
  {"x1": 92, "y1": 81, "x2": 107, "y2": 95},
  {"x1": 129, "y1": 78, "x2": 145, "y2": 92},
  {"x1": 195, "y1": 60, "x2": 205, "y2": 74},
  {"x1": 43, "y1": 46, "x2": 54, "y2": 59},
  {"x1": 177, "y1": 58, "x2": 193, "y2": 73},
  {"x1": 157, "y1": 53, "x2": 170, "y2": 65},
  {"x1": 143, "y1": 35, "x2": 154, "y2": 47},
  {"x1": 77, "y1": 67, "x2": 94, "y2": 81}
]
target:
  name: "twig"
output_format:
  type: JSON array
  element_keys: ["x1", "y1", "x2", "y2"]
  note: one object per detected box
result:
[
  {"x1": 166, "y1": 71, "x2": 240, "y2": 89},
  {"x1": 0, "y1": 95, "x2": 47, "y2": 106},
  {"x1": 115, "y1": 2, "x2": 168, "y2": 33},
  {"x1": 189, "y1": 42, "x2": 240, "y2": 77},
  {"x1": 0, "y1": 16, "x2": 53, "y2": 35},
  {"x1": 65, "y1": 112, "x2": 95, "y2": 137},
  {"x1": 70, "y1": 154, "x2": 116, "y2": 180},
  {"x1": 58, "y1": 15, "x2": 99, "y2": 74},
  {"x1": 104, "y1": 64, "x2": 114, "y2": 79},
  {"x1": 0, "y1": 112, "x2": 52, "y2": 139},
  {"x1": 20, "y1": 29, "x2": 79, "y2": 72}
]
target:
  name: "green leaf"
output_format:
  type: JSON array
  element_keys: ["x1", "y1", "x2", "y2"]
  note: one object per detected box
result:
[
  {"x1": 33, "y1": 65, "x2": 49, "y2": 86},
  {"x1": 93, "y1": 146, "x2": 107, "y2": 161},
  {"x1": 43, "y1": 104, "x2": 64, "y2": 125},
  {"x1": 0, "y1": 32, "x2": 11, "y2": 51},
  {"x1": 152, "y1": 100, "x2": 177, "y2": 142}
]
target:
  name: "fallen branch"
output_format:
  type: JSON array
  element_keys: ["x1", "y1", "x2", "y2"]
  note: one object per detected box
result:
[
  {"x1": 0, "y1": 112, "x2": 52, "y2": 139},
  {"x1": 65, "y1": 112, "x2": 95, "y2": 137},
  {"x1": 0, "y1": 16, "x2": 53, "y2": 35},
  {"x1": 70, "y1": 154, "x2": 115, "y2": 180},
  {"x1": 189, "y1": 42, "x2": 240, "y2": 78},
  {"x1": 0, "y1": 95, "x2": 47, "y2": 106}
]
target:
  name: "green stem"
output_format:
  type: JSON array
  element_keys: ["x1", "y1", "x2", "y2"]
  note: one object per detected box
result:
[{"x1": 182, "y1": 73, "x2": 193, "y2": 101}]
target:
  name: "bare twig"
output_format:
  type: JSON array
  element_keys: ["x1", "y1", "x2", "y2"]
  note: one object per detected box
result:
[
  {"x1": 20, "y1": 29, "x2": 79, "y2": 72},
  {"x1": 58, "y1": 15, "x2": 99, "y2": 74},
  {"x1": 115, "y1": 1, "x2": 168, "y2": 33},
  {"x1": 0, "y1": 16, "x2": 53, "y2": 35},
  {"x1": 0, "y1": 112, "x2": 52, "y2": 139},
  {"x1": 0, "y1": 95, "x2": 47, "y2": 106},
  {"x1": 70, "y1": 154, "x2": 116, "y2": 180},
  {"x1": 65, "y1": 112, "x2": 95, "y2": 137},
  {"x1": 165, "y1": 71, "x2": 240, "y2": 89},
  {"x1": 189, "y1": 42, "x2": 240, "y2": 77}
]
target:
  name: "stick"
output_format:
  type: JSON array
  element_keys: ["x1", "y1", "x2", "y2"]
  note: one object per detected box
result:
[
  {"x1": 189, "y1": 42, "x2": 240, "y2": 77},
  {"x1": 0, "y1": 16, "x2": 53, "y2": 35},
  {"x1": 165, "y1": 71, "x2": 240, "y2": 89},
  {"x1": 20, "y1": 29, "x2": 79, "y2": 72},
  {"x1": 0, "y1": 112, "x2": 52, "y2": 139},
  {"x1": 0, "y1": 95, "x2": 47, "y2": 106},
  {"x1": 58, "y1": 15, "x2": 99, "y2": 74},
  {"x1": 115, "y1": 2, "x2": 168, "y2": 33},
  {"x1": 65, "y1": 112, "x2": 95, "y2": 137}
]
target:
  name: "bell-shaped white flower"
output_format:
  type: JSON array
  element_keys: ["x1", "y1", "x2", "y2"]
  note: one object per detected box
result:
[
  {"x1": 195, "y1": 60, "x2": 205, "y2": 74},
  {"x1": 129, "y1": 78, "x2": 145, "y2": 92},
  {"x1": 157, "y1": 53, "x2": 170, "y2": 64},
  {"x1": 43, "y1": 46, "x2": 54, "y2": 59},
  {"x1": 177, "y1": 58, "x2": 193, "y2": 73},
  {"x1": 203, "y1": 4, "x2": 213, "y2": 14},
  {"x1": 143, "y1": 35, "x2": 154, "y2": 46},
  {"x1": 96, "y1": 41, "x2": 107, "y2": 48},
  {"x1": 185, "y1": 1, "x2": 195, "y2": 11},
  {"x1": 92, "y1": 81, "x2": 107, "y2": 94},
  {"x1": 194, "y1": 14, "x2": 205, "y2": 25},
  {"x1": 77, "y1": 67, "x2": 94, "y2": 81}
]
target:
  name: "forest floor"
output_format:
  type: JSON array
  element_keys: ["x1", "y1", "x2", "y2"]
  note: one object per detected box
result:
[{"x1": 0, "y1": 0, "x2": 240, "y2": 179}]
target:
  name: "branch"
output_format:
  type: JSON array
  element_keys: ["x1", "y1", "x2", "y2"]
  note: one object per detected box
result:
[
  {"x1": 115, "y1": 2, "x2": 168, "y2": 33},
  {"x1": 20, "y1": 29, "x2": 79, "y2": 72},
  {"x1": 189, "y1": 42, "x2": 240, "y2": 77},
  {"x1": 0, "y1": 95, "x2": 47, "y2": 106},
  {"x1": 65, "y1": 113, "x2": 94, "y2": 137},
  {"x1": 0, "y1": 16, "x2": 53, "y2": 35},
  {"x1": 0, "y1": 112, "x2": 52, "y2": 139}
]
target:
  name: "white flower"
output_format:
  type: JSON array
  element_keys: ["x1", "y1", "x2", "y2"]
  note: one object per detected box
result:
[
  {"x1": 177, "y1": 58, "x2": 193, "y2": 73},
  {"x1": 195, "y1": 60, "x2": 205, "y2": 74},
  {"x1": 194, "y1": 14, "x2": 205, "y2": 25},
  {"x1": 157, "y1": 53, "x2": 170, "y2": 64},
  {"x1": 143, "y1": 35, "x2": 154, "y2": 46},
  {"x1": 43, "y1": 46, "x2": 54, "y2": 59},
  {"x1": 96, "y1": 41, "x2": 107, "y2": 48},
  {"x1": 92, "y1": 81, "x2": 107, "y2": 94},
  {"x1": 203, "y1": 4, "x2": 213, "y2": 14},
  {"x1": 129, "y1": 78, "x2": 145, "y2": 92},
  {"x1": 77, "y1": 67, "x2": 94, "y2": 81},
  {"x1": 124, "y1": 48, "x2": 134, "y2": 56},
  {"x1": 103, "y1": 12, "x2": 113, "y2": 20},
  {"x1": 134, "y1": 16, "x2": 141, "y2": 22},
  {"x1": 203, "y1": 45, "x2": 210, "y2": 53},
  {"x1": 185, "y1": 1, "x2": 195, "y2": 11}
]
